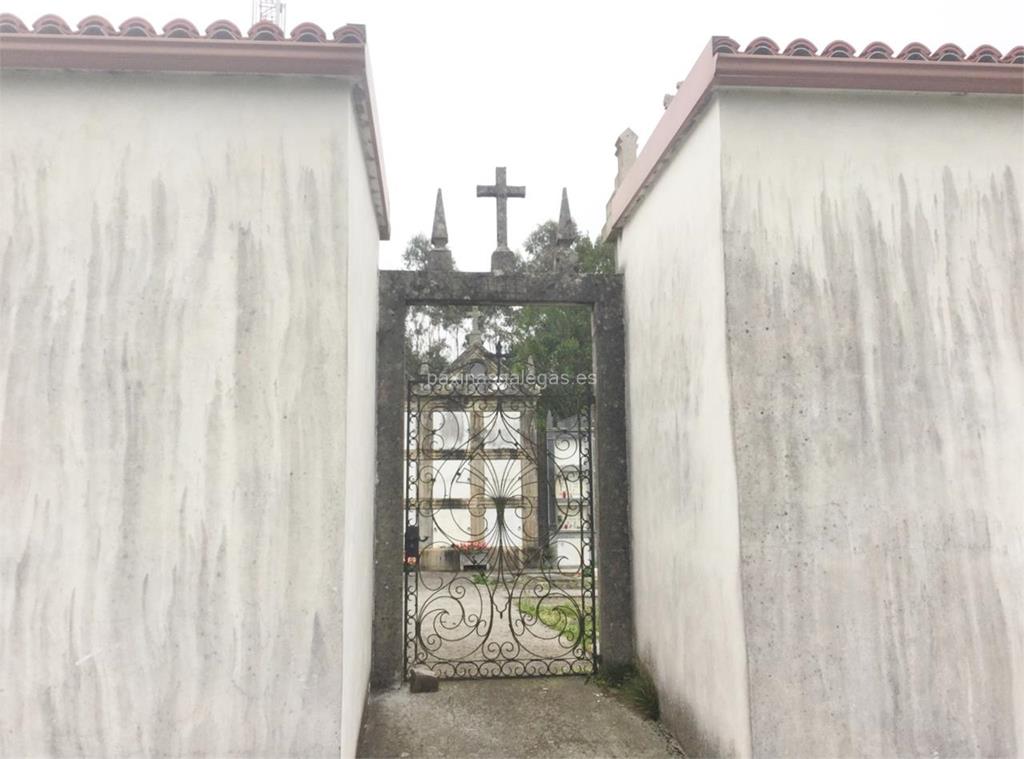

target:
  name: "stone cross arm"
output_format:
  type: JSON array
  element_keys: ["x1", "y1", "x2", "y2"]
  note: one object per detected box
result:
[
  {"x1": 476, "y1": 166, "x2": 525, "y2": 253},
  {"x1": 475, "y1": 175, "x2": 526, "y2": 200}
]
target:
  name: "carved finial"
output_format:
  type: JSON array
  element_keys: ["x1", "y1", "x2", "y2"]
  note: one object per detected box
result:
[
  {"x1": 557, "y1": 188, "x2": 575, "y2": 246},
  {"x1": 431, "y1": 189, "x2": 448, "y2": 248},
  {"x1": 526, "y1": 355, "x2": 536, "y2": 375},
  {"x1": 419, "y1": 361, "x2": 430, "y2": 377},
  {"x1": 614, "y1": 128, "x2": 638, "y2": 190},
  {"x1": 552, "y1": 188, "x2": 578, "y2": 273},
  {"x1": 426, "y1": 188, "x2": 453, "y2": 272}
]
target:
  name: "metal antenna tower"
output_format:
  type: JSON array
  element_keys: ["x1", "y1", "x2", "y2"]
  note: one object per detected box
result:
[{"x1": 252, "y1": 0, "x2": 287, "y2": 29}]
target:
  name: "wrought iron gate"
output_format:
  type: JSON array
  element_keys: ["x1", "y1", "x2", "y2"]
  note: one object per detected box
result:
[{"x1": 403, "y1": 359, "x2": 597, "y2": 679}]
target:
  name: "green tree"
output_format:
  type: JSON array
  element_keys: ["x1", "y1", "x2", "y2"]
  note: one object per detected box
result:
[
  {"x1": 507, "y1": 225, "x2": 615, "y2": 419},
  {"x1": 403, "y1": 235, "x2": 465, "y2": 374},
  {"x1": 401, "y1": 234, "x2": 431, "y2": 270},
  {"x1": 400, "y1": 225, "x2": 617, "y2": 409}
]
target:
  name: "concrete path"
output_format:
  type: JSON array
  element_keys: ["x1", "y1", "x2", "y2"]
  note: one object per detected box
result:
[{"x1": 357, "y1": 677, "x2": 682, "y2": 758}]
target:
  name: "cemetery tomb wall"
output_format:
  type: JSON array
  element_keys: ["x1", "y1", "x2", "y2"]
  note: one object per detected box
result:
[
  {"x1": 718, "y1": 87, "x2": 1024, "y2": 757},
  {"x1": 617, "y1": 97, "x2": 754, "y2": 759},
  {"x1": 0, "y1": 69, "x2": 380, "y2": 758},
  {"x1": 340, "y1": 93, "x2": 381, "y2": 759}
]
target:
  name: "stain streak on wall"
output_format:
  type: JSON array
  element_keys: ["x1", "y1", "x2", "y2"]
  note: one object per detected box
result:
[
  {"x1": 720, "y1": 90, "x2": 1023, "y2": 757},
  {"x1": 0, "y1": 70, "x2": 379, "y2": 757},
  {"x1": 619, "y1": 88, "x2": 1023, "y2": 758}
]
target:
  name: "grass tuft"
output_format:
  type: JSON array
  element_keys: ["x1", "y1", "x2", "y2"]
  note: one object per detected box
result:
[
  {"x1": 597, "y1": 662, "x2": 660, "y2": 721},
  {"x1": 620, "y1": 665, "x2": 659, "y2": 721},
  {"x1": 517, "y1": 597, "x2": 594, "y2": 651}
]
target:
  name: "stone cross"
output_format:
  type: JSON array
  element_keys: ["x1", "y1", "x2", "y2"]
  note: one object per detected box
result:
[{"x1": 476, "y1": 167, "x2": 525, "y2": 254}]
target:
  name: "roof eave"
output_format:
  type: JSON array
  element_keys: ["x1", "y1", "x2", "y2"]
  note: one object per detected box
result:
[
  {"x1": 0, "y1": 33, "x2": 367, "y2": 75},
  {"x1": 0, "y1": 32, "x2": 391, "y2": 240},
  {"x1": 604, "y1": 42, "x2": 1024, "y2": 239}
]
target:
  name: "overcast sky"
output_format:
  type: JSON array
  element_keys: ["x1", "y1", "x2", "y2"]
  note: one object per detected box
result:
[{"x1": 4, "y1": 0, "x2": 1022, "y2": 270}]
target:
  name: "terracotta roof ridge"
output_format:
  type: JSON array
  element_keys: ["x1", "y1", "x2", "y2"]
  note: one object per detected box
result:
[
  {"x1": 712, "y1": 36, "x2": 1022, "y2": 64},
  {"x1": 0, "y1": 12, "x2": 389, "y2": 240},
  {"x1": 0, "y1": 13, "x2": 364, "y2": 43},
  {"x1": 603, "y1": 35, "x2": 1024, "y2": 240}
]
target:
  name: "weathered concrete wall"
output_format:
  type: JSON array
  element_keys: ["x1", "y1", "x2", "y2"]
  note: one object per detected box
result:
[
  {"x1": 718, "y1": 89, "x2": 1024, "y2": 757},
  {"x1": 618, "y1": 100, "x2": 753, "y2": 758},
  {"x1": 0, "y1": 70, "x2": 379, "y2": 757}
]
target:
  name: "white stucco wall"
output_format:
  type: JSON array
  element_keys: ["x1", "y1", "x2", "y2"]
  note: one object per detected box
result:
[
  {"x1": 340, "y1": 92, "x2": 380, "y2": 758},
  {"x1": 0, "y1": 69, "x2": 380, "y2": 757},
  {"x1": 619, "y1": 86, "x2": 1022, "y2": 757},
  {"x1": 717, "y1": 88, "x2": 1023, "y2": 757},
  {"x1": 618, "y1": 99, "x2": 753, "y2": 758}
]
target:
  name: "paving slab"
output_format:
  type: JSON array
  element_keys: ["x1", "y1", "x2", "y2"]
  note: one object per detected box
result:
[{"x1": 357, "y1": 676, "x2": 682, "y2": 758}]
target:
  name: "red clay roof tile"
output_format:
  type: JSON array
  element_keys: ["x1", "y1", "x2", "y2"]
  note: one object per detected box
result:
[
  {"x1": 204, "y1": 20, "x2": 242, "y2": 40},
  {"x1": 859, "y1": 42, "x2": 894, "y2": 60},
  {"x1": 782, "y1": 38, "x2": 818, "y2": 57},
  {"x1": 744, "y1": 36, "x2": 780, "y2": 55},
  {"x1": 32, "y1": 14, "x2": 72, "y2": 34},
  {"x1": 161, "y1": 18, "x2": 200, "y2": 38},
  {"x1": 119, "y1": 17, "x2": 156, "y2": 37},
  {"x1": 247, "y1": 20, "x2": 285, "y2": 41},
  {"x1": 333, "y1": 24, "x2": 366, "y2": 44},
  {"x1": 968, "y1": 44, "x2": 1002, "y2": 63},
  {"x1": 711, "y1": 36, "x2": 740, "y2": 54},
  {"x1": 897, "y1": 42, "x2": 932, "y2": 60},
  {"x1": 290, "y1": 22, "x2": 327, "y2": 43},
  {"x1": 821, "y1": 40, "x2": 857, "y2": 58},
  {"x1": 76, "y1": 15, "x2": 115, "y2": 36},
  {"x1": 931, "y1": 43, "x2": 967, "y2": 61},
  {"x1": 1003, "y1": 46, "x2": 1024, "y2": 64},
  {"x1": 0, "y1": 13, "x2": 27, "y2": 33}
]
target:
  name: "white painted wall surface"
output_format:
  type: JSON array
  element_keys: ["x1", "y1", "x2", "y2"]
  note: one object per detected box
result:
[
  {"x1": 618, "y1": 99, "x2": 753, "y2": 758},
  {"x1": 0, "y1": 69, "x2": 380, "y2": 757},
  {"x1": 340, "y1": 99, "x2": 380, "y2": 759},
  {"x1": 716, "y1": 89, "x2": 1022, "y2": 757}
]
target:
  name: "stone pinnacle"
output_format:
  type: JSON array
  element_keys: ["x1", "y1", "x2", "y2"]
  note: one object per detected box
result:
[
  {"x1": 431, "y1": 189, "x2": 448, "y2": 249},
  {"x1": 556, "y1": 188, "x2": 575, "y2": 246}
]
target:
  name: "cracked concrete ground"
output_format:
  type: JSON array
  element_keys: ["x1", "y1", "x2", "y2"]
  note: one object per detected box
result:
[{"x1": 357, "y1": 676, "x2": 682, "y2": 758}]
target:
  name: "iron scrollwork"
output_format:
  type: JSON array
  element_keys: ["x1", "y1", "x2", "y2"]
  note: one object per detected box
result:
[{"x1": 403, "y1": 367, "x2": 597, "y2": 679}]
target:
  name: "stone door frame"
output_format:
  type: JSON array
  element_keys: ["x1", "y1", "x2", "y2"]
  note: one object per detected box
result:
[{"x1": 371, "y1": 270, "x2": 634, "y2": 689}]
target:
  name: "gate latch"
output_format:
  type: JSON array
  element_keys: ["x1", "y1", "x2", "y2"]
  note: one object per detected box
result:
[{"x1": 404, "y1": 524, "x2": 420, "y2": 560}]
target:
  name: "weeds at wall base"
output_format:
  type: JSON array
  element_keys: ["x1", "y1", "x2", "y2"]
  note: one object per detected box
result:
[{"x1": 596, "y1": 662, "x2": 660, "y2": 721}]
